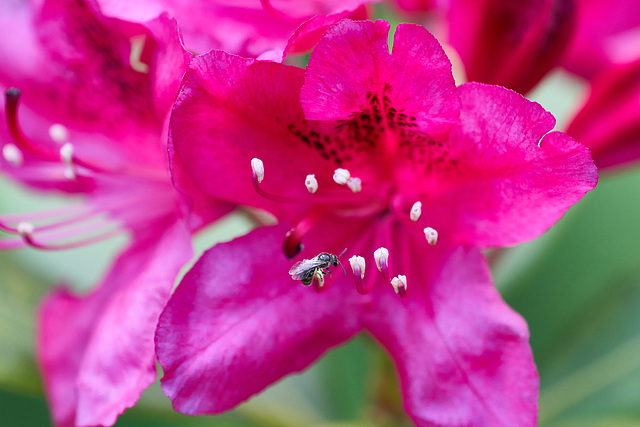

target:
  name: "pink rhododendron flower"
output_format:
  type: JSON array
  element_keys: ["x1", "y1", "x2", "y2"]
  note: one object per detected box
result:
[
  {"x1": 391, "y1": 0, "x2": 438, "y2": 15},
  {"x1": 95, "y1": 0, "x2": 377, "y2": 58},
  {"x1": 0, "y1": 0, "x2": 230, "y2": 425},
  {"x1": 446, "y1": 0, "x2": 575, "y2": 94},
  {"x1": 157, "y1": 19, "x2": 597, "y2": 426},
  {"x1": 563, "y1": 0, "x2": 640, "y2": 79},
  {"x1": 567, "y1": 59, "x2": 640, "y2": 170}
]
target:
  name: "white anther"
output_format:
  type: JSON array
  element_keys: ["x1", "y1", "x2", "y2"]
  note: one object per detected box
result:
[
  {"x1": 346, "y1": 177, "x2": 362, "y2": 193},
  {"x1": 17, "y1": 221, "x2": 34, "y2": 238},
  {"x1": 60, "y1": 143, "x2": 74, "y2": 165},
  {"x1": 251, "y1": 158, "x2": 264, "y2": 183},
  {"x1": 391, "y1": 275, "x2": 407, "y2": 295},
  {"x1": 410, "y1": 201, "x2": 422, "y2": 221},
  {"x1": 349, "y1": 255, "x2": 366, "y2": 279},
  {"x1": 424, "y1": 227, "x2": 438, "y2": 245},
  {"x1": 373, "y1": 247, "x2": 389, "y2": 271},
  {"x1": 129, "y1": 35, "x2": 150, "y2": 74},
  {"x1": 333, "y1": 168, "x2": 351, "y2": 185},
  {"x1": 305, "y1": 174, "x2": 318, "y2": 193},
  {"x1": 2, "y1": 144, "x2": 23, "y2": 167},
  {"x1": 59, "y1": 143, "x2": 76, "y2": 180},
  {"x1": 63, "y1": 166, "x2": 76, "y2": 181},
  {"x1": 49, "y1": 124, "x2": 69, "y2": 144}
]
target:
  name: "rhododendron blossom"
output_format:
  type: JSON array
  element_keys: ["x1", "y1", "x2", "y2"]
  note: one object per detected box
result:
[
  {"x1": 95, "y1": 0, "x2": 378, "y2": 58},
  {"x1": 158, "y1": 19, "x2": 597, "y2": 426},
  {"x1": 0, "y1": 0, "x2": 229, "y2": 425}
]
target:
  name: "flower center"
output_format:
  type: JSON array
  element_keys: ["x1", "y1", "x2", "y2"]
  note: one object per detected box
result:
[{"x1": 250, "y1": 157, "x2": 440, "y2": 297}]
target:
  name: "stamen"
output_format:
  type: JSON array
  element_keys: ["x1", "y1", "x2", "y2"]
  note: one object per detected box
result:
[
  {"x1": 60, "y1": 142, "x2": 76, "y2": 180},
  {"x1": 333, "y1": 168, "x2": 351, "y2": 185},
  {"x1": 391, "y1": 275, "x2": 408, "y2": 297},
  {"x1": 346, "y1": 177, "x2": 362, "y2": 193},
  {"x1": 2, "y1": 143, "x2": 23, "y2": 167},
  {"x1": 20, "y1": 227, "x2": 124, "y2": 251},
  {"x1": 424, "y1": 227, "x2": 438, "y2": 245},
  {"x1": 5, "y1": 88, "x2": 57, "y2": 161},
  {"x1": 312, "y1": 269, "x2": 326, "y2": 293},
  {"x1": 49, "y1": 124, "x2": 69, "y2": 144},
  {"x1": 283, "y1": 208, "x2": 325, "y2": 258},
  {"x1": 374, "y1": 247, "x2": 390, "y2": 283},
  {"x1": 349, "y1": 255, "x2": 370, "y2": 294},
  {"x1": 16, "y1": 221, "x2": 34, "y2": 239},
  {"x1": 410, "y1": 201, "x2": 422, "y2": 221},
  {"x1": 251, "y1": 158, "x2": 264, "y2": 183},
  {"x1": 305, "y1": 174, "x2": 318, "y2": 193},
  {"x1": 129, "y1": 35, "x2": 150, "y2": 74}
]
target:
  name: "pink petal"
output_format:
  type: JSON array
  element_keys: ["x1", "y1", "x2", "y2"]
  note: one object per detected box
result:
[
  {"x1": 566, "y1": 59, "x2": 640, "y2": 170},
  {"x1": 1, "y1": 0, "x2": 186, "y2": 168},
  {"x1": 97, "y1": 0, "x2": 377, "y2": 56},
  {"x1": 169, "y1": 51, "x2": 340, "y2": 219},
  {"x1": 365, "y1": 240, "x2": 538, "y2": 427},
  {"x1": 420, "y1": 82, "x2": 597, "y2": 247},
  {"x1": 37, "y1": 219, "x2": 192, "y2": 427},
  {"x1": 281, "y1": 6, "x2": 370, "y2": 59},
  {"x1": 391, "y1": 0, "x2": 437, "y2": 14},
  {"x1": 301, "y1": 20, "x2": 459, "y2": 136},
  {"x1": 156, "y1": 223, "x2": 365, "y2": 415},
  {"x1": 448, "y1": 0, "x2": 574, "y2": 94},
  {"x1": 563, "y1": 0, "x2": 640, "y2": 79}
]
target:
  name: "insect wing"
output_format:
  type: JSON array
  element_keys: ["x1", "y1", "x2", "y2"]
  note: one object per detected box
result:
[{"x1": 289, "y1": 258, "x2": 325, "y2": 280}]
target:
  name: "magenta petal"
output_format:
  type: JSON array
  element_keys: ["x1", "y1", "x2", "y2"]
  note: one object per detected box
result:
[
  {"x1": 301, "y1": 20, "x2": 458, "y2": 135},
  {"x1": 566, "y1": 59, "x2": 640, "y2": 170},
  {"x1": 156, "y1": 224, "x2": 362, "y2": 415},
  {"x1": 365, "y1": 244, "x2": 538, "y2": 427},
  {"x1": 429, "y1": 82, "x2": 597, "y2": 247},
  {"x1": 97, "y1": 0, "x2": 377, "y2": 56},
  {"x1": 448, "y1": 0, "x2": 575, "y2": 94},
  {"x1": 170, "y1": 51, "x2": 338, "y2": 218},
  {"x1": 563, "y1": 0, "x2": 640, "y2": 79},
  {"x1": 38, "y1": 220, "x2": 192, "y2": 427}
]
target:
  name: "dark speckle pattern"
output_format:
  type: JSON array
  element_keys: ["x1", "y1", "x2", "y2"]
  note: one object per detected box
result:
[{"x1": 289, "y1": 83, "x2": 458, "y2": 173}]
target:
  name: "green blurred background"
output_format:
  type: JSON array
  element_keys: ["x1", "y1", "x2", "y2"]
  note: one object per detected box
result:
[{"x1": 2, "y1": 62, "x2": 640, "y2": 427}]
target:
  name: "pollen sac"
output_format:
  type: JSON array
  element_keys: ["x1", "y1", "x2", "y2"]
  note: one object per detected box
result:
[
  {"x1": 333, "y1": 168, "x2": 351, "y2": 185},
  {"x1": 410, "y1": 201, "x2": 422, "y2": 221},
  {"x1": 374, "y1": 247, "x2": 389, "y2": 271},
  {"x1": 349, "y1": 255, "x2": 370, "y2": 295},
  {"x1": 374, "y1": 247, "x2": 390, "y2": 283},
  {"x1": 59, "y1": 142, "x2": 74, "y2": 164},
  {"x1": 424, "y1": 227, "x2": 438, "y2": 245},
  {"x1": 251, "y1": 157, "x2": 264, "y2": 183},
  {"x1": 391, "y1": 275, "x2": 407, "y2": 297},
  {"x1": 349, "y1": 255, "x2": 366, "y2": 279},
  {"x1": 2, "y1": 144, "x2": 23, "y2": 167},
  {"x1": 17, "y1": 221, "x2": 34, "y2": 238},
  {"x1": 49, "y1": 124, "x2": 69, "y2": 144},
  {"x1": 305, "y1": 174, "x2": 318, "y2": 193},
  {"x1": 346, "y1": 177, "x2": 362, "y2": 193}
]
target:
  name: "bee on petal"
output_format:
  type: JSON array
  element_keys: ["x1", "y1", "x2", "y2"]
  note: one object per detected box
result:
[{"x1": 289, "y1": 249, "x2": 346, "y2": 286}]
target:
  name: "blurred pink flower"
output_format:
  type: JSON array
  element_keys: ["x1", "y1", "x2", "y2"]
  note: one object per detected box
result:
[
  {"x1": 0, "y1": 0, "x2": 231, "y2": 425},
  {"x1": 157, "y1": 19, "x2": 597, "y2": 426},
  {"x1": 563, "y1": 0, "x2": 640, "y2": 79},
  {"x1": 94, "y1": 0, "x2": 378, "y2": 58},
  {"x1": 446, "y1": 0, "x2": 575, "y2": 94},
  {"x1": 567, "y1": 59, "x2": 640, "y2": 170},
  {"x1": 392, "y1": 0, "x2": 640, "y2": 170}
]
